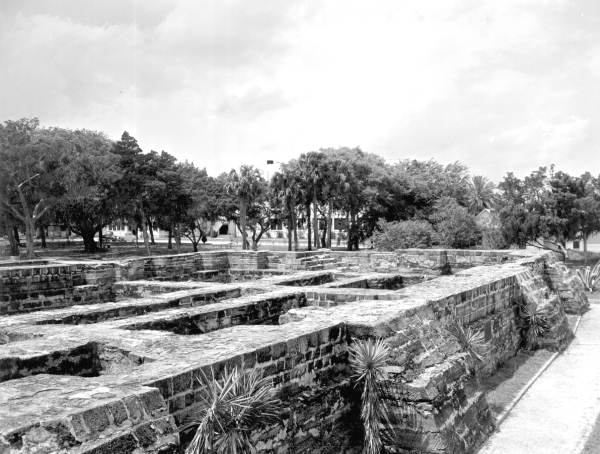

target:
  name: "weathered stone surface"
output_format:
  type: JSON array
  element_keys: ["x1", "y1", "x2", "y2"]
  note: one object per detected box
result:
[
  {"x1": 544, "y1": 253, "x2": 589, "y2": 314},
  {"x1": 0, "y1": 248, "x2": 585, "y2": 453}
]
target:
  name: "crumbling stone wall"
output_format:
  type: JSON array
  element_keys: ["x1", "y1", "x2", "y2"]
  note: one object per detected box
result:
[
  {"x1": 0, "y1": 249, "x2": 588, "y2": 454},
  {"x1": 280, "y1": 255, "x2": 581, "y2": 453},
  {"x1": 0, "y1": 263, "x2": 114, "y2": 314},
  {"x1": 332, "y1": 249, "x2": 525, "y2": 273},
  {"x1": 543, "y1": 253, "x2": 589, "y2": 314}
]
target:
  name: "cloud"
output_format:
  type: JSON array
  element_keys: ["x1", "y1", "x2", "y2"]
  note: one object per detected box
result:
[
  {"x1": 0, "y1": 0, "x2": 599, "y2": 181},
  {"x1": 216, "y1": 89, "x2": 289, "y2": 119}
]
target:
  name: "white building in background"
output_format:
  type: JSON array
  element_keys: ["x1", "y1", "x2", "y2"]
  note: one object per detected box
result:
[
  {"x1": 567, "y1": 234, "x2": 600, "y2": 253},
  {"x1": 104, "y1": 219, "x2": 239, "y2": 242}
]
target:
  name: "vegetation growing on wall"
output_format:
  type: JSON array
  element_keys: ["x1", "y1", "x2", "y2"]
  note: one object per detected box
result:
[
  {"x1": 349, "y1": 338, "x2": 393, "y2": 454},
  {"x1": 183, "y1": 367, "x2": 281, "y2": 454}
]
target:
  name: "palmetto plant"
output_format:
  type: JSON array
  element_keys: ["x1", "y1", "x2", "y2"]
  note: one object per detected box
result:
[
  {"x1": 520, "y1": 302, "x2": 552, "y2": 350},
  {"x1": 348, "y1": 338, "x2": 392, "y2": 454},
  {"x1": 183, "y1": 367, "x2": 281, "y2": 454},
  {"x1": 446, "y1": 318, "x2": 486, "y2": 363},
  {"x1": 576, "y1": 261, "x2": 600, "y2": 292}
]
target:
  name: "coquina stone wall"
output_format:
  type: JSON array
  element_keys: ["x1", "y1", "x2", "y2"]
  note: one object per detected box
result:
[
  {"x1": 330, "y1": 249, "x2": 528, "y2": 273},
  {"x1": 0, "y1": 248, "x2": 588, "y2": 453},
  {"x1": 0, "y1": 263, "x2": 115, "y2": 314},
  {"x1": 0, "y1": 249, "x2": 535, "y2": 315},
  {"x1": 277, "y1": 253, "x2": 581, "y2": 453}
]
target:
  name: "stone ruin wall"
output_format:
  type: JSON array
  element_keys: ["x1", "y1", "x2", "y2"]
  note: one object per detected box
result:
[{"x1": 0, "y1": 249, "x2": 589, "y2": 453}]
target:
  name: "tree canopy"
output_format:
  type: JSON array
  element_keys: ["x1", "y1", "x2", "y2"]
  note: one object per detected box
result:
[{"x1": 2, "y1": 117, "x2": 600, "y2": 257}]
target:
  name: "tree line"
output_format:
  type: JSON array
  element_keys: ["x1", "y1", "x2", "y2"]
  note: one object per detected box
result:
[{"x1": 1, "y1": 118, "x2": 599, "y2": 259}]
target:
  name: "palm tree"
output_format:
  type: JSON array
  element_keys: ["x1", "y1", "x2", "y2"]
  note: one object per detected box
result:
[
  {"x1": 270, "y1": 163, "x2": 301, "y2": 251},
  {"x1": 226, "y1": 165, "x2": 265, "y2": 250},
  {"x1": 297, "y1": 152, "x2": 325, "y2": 250},
  {"x1": 184, "y1": 367, "x2": 281, "y2": 454},
  {"x1": 348, "y1": 338, "x2": 392, "y2": 454},
  {"x1": 467, "y1": 175, "x2": 497, "y2": 214}
]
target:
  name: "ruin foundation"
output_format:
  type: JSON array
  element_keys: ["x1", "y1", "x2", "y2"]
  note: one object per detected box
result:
[{"x1": 0, "y1": 249, "x2": 588, "y2": 453}]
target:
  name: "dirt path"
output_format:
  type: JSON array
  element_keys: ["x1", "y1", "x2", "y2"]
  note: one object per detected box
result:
[{"x1": 478, "y1": 296, "x2": 600, "y2": 454}]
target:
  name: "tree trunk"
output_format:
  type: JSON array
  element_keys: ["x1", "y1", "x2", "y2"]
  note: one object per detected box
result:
[
  {"x1": 134, "y1": 228, "x2": 139, "y2": 248},
  {"x1": 346, "y1": 212, "x2": 351, "y2": 251},
  {"x1": 312, "y1": 189, "x2": 319, "y2": 250},
  {"x1": 40, "y1": 225, "x2": 47, "y2": 248},
  {"x1": 148, "y1": 218, "x2": 155, "y2": 245},
  {"x1": 240, "y1": 200, "x2": 248, "y2": 250},
  {"x1": 306, "y1": 204, "x2": 312, "y2": 251},
  {"x1": 326, "y1": 201, "x2": 333, "y2": 248},
  {"x1": 287, "y1": 212, "x2": 293, "y2": 251},
  {"x1": 98, "y1": 228, "x2": 103, "y2": 249},
  {"x1": 13, "y1": 185, "x2": 34, "y2": 258},
  {"x1": 348, "y1": 211, "x2": 357, "y2": 251},
  {"x1": 584, "y1": 234, "x2": 589, "y2": 265},
  {"x1": 140, "y1": 215, "x2": 151, "y2": 256},
  {"x1": 292, "y1": 210, "x2": 299, "y2": 251},
  {"x1": 14, "y1": 226, "x2": 21, "y2": 246},
  {"x1": 175, "y1": 224, "x2": 182, "y2": 253},
  {"x1": 25, "y1": 218, "x2": 35, "y2": 259},
  {"x1": 81, "y1": 231, "x2": 97, "y2": 253},
  {"x1": 7, "y1": 223, "x2": 19, "y2": 256},
  {"x1": 167, "y1": 226, "x2": 173, "y2": 250}
]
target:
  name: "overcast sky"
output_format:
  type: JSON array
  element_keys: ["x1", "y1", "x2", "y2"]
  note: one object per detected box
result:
[{"x1": 1, "y1": 0, "x2": 598, "y2": 182}]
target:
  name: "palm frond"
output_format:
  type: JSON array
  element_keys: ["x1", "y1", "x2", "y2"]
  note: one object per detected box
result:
[
  {"x1": 348, "y1": 338, "x2": 392, "y2": 454},
  {"x1": 577, "y1": 261, "x2": 600, "y2": 291},
  {"x1": 348, "y1": 337, "x2": 390, "y2": 383},
  {"x1": 520, "y1": 302, "x2": 553, "y2": 349},
  {"x1": 447, "y1": 318, "x2": 486, "y2": 362},
  {"x1": 184, "y1": 367, "x2": 281, "y2": 454}
]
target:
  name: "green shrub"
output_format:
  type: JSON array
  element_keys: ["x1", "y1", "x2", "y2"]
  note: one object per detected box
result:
[
  {"x1": 372, "y1": 219, "x2": 436, "y2": 250},
  {"x1": 348, "y1": 338, "x2": 393, "y2": 454},
  {"x1": 183, "y1": 367, "x2": 281, "y2": 453},
  {"x1": 577, "y1": 261, "x2": 600, "y2": 291},
  {"x1": 481, "y1": 227, "x2": 509, "y2": 249},
  {"x1": 430, "y1": 197, "x2": 481, "y2": 248}
]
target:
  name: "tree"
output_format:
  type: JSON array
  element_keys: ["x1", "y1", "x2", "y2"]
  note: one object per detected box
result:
[
  {"x1": 372, "y1": 219, "x2": 436, "y2": 250},
  {"x1": 270, "y1": 163, "x2": 302, "y2": 251},
  {"x1": 297, "y1": 152, "x2": 322, "y2": 250},
  {"x1": 544, "y1": 170, "x2": 585, "y2": 248},
  {"x1": 177, "y1": 165, "x2": 231, "y2": 252},
  {"x1": 430, "y1": 197, "x2": 481, "y2": 248},
  {"x1": 0, "y1": 204, "x2": 20, "y2": 256},
  {"x1": 151, "y1": 159, "x2": 193, "y2": 251},
  {"x1": 467, "y1": 175, "x2": 497, "y2": 214},
  {"x1": 391, "y1": 160, "x2": 470, "y2": 219},
  {"x1": 53, "y1": 130, "x2": 121, "y2": 252},
  {"x1": 245, "y1": 197, "x2": 273, "y2": 250},
  {"x1": 0, "y1": 118, "x2": 64, "y2": 258},
  {"x1": 226, "y1": 165, "x2": 266, "y2": 250},
  {"x1": 576, "y1": 173, "x2": 600, "y2": 263},
  {"x1": 334, "y1": 148, "x2": 386, "y2": 250},
  {"x1": 497, "y1": 172, "x2": 539, "y2": 248},
  {"x1": 496, "y1": 167, "x2": 590, "y2": 254},
  {"x1": 112, "y1": 131, "x2": 157, "y2": 255}
]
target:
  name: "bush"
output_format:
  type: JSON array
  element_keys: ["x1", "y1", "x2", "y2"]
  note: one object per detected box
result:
[
  {"x1": 372, "y1": 219, "x2": 436, "y2": 250},
  {"x1": 430, "y1": 197, "x2": 481, "y2": 248},
  {"x1": 481, "y1": 227, "x2": 509, "y2": 249}
]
